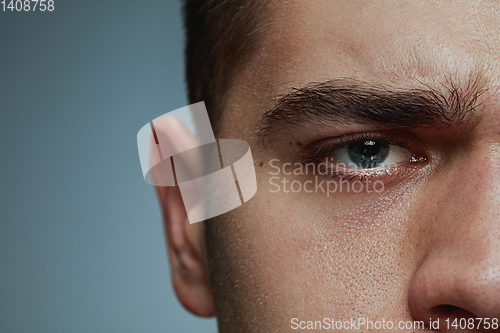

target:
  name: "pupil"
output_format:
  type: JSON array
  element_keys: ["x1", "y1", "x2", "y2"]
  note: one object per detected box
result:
[{"x1": 347, "y1": 140, "x2": 389, "y2": 168}]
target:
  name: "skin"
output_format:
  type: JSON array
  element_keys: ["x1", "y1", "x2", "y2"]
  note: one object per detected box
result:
[{"x1": 157, "y1": 1, "x2": 500, "y2": 332}]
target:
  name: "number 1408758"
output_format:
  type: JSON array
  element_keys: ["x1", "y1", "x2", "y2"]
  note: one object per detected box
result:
[{"x1": 1, "y1": 0, "x2": 54, "y2": 12}]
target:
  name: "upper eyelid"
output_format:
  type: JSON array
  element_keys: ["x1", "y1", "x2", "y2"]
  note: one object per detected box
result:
[{"x1": 318, "y1": 133, "x2": 411, "y2": 149}]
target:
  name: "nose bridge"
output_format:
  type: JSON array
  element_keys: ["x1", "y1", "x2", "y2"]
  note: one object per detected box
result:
[
  {"x1": 433, "y1": 145, "x2": 500, "y2": 252},
  {"x1": 408, "y1": 153, "x2": 500, "y2": 321}
]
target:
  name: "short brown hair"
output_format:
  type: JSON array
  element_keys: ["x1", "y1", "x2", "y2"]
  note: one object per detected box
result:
[{"x1": 182, "y1": 0, "x2": 270, "y2": 133}]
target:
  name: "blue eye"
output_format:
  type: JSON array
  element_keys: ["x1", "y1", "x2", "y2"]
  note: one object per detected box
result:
[
  {"x1": 303, "y1": 133, "x2": 427, "y2": 182},
  {"x1": 347, "y1": 140, "x2": 390, "y2": 168},
  {"x1": 330, "y1": 138, "x2": 412, "y2": 170}
]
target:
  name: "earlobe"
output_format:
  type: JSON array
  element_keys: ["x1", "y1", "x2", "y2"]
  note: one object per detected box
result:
[
  {"x1": 170, "y1": 224, "x2": 215, "y2": 317},
  {"x1": 153, "y1": 117, "x2": 215, "y2": 317},
  {"x1": 158, "y1": 185, "x2": 215, "y2": 317}
]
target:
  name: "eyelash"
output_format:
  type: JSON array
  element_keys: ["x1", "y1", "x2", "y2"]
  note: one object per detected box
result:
[{"x1": 302, "y1": 132, "x2": 424, "y2": 182}]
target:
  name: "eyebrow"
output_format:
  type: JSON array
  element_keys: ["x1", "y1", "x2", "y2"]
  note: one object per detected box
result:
[{"x1": 258, "y1": 78, "x2": 484, "y2": 138}]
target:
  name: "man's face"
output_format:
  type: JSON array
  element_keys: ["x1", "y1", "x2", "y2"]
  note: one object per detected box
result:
[{"x1": 210, "y1": 1, "x2": 500, "y2": 331}]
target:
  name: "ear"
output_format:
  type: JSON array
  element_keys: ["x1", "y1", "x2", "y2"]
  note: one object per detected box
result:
[{"x1": 153, "y1": 117, "x2": 215, "y2": 317}]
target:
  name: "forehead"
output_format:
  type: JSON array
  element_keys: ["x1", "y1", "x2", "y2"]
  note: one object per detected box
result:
[
  {"x1": 218, "y1": 0, "x2": 500, "y2": 139},
  {"x1": 240, "y1": 1, "x2": 500, "y2": 93}
]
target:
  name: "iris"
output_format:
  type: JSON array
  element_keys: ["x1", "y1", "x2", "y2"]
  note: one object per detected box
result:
[{"x1": 347, "y1": 140, "x2": 390, "y2": 168}]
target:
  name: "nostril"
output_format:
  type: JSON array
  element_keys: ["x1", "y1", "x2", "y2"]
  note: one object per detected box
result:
[
  {"x1": 436, "y1": 304, "x2": 460, "y2": 313},
  {"x1": 431, "y1": 304, "x2": 476, "y2": 321}
]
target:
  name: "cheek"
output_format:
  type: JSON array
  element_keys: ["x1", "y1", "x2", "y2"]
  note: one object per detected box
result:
[{"x1": 215, "y1": 174, "x2": 428, "y2": 322}]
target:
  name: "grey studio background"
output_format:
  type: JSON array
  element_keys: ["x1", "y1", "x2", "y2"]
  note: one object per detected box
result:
[{"x1": 0, "y1": 1, "x2": 218, "y2": 332}]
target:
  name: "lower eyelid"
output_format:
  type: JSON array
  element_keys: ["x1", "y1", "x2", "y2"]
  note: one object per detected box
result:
[{"x1": 317, "y1": 164, "x2": 422, "y2": 186}]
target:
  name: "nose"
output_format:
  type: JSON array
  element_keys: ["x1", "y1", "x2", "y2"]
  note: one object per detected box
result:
[
  {"x1": 407, "y1": 161, "x2": 500, "y2": 331},
  {"x1": 408, "y1": 251, "x2": 500, "y2": 330}
]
